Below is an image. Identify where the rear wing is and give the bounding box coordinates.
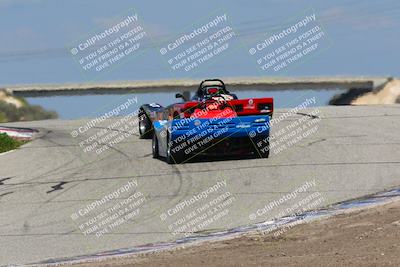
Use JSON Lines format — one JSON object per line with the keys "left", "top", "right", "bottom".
{"left": 227, "top": 98, "right": 273, "bottom": 116}
{"left": 181, "top": 98, "right": 273, "bottom": 118}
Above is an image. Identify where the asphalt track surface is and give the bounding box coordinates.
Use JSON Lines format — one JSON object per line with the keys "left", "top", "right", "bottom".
{"left": 0, "top": 105, "right": 399, "bottom": 266}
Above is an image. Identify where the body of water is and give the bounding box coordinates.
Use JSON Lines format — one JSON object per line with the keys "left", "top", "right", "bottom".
{"left": 26, "top": 89, "right": 345, "bottom": 119}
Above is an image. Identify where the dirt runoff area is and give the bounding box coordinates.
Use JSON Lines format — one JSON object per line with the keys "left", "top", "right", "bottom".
{"left": 70, "top": 200, "right": 400, "bottom": 267}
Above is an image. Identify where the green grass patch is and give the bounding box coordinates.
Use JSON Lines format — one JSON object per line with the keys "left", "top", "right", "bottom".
{"left": 0, "top": 133, "right": 27, "bottom": 153}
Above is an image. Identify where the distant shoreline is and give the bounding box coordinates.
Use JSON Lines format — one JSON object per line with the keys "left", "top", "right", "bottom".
{"left": 2, "top": 76, "right": 389, "bottom": 96}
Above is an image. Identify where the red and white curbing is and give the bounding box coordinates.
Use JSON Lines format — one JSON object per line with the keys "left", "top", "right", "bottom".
{"left": 0, "top": 126, "right": 37, "bottom": 140}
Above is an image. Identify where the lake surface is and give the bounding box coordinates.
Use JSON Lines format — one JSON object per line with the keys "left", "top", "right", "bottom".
{"left": 26, "top": 89, "right": 345, "bottom": 119}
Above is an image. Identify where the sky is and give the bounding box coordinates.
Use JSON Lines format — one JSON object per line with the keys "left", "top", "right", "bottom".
{"left": 0, "top": 0, "right": 399, "bottom": 86}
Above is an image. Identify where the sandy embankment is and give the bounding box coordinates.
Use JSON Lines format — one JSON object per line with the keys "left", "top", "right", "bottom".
{"left": 0, "top": 90, "right": 24, "bottom": 108}
{"left": 352, "top": 78, "right": 400, "bottom": 105}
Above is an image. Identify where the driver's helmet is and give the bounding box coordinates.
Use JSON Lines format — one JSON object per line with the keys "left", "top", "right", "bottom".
{"left": 205, "top": 86, "right": 223, "bottom": 96}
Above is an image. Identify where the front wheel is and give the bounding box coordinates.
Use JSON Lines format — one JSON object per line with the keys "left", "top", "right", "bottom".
{"left": 138, "top": 111, "right": 152, "bottom": 139}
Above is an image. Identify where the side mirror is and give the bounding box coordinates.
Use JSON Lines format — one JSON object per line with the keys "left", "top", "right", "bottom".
{"left": 175, "top": 93, "right": 187, "bottom": 101}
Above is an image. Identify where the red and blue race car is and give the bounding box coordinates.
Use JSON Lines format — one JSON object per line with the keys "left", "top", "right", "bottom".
{"left": 138, "top": 79, "right": 273, "bottom": 164}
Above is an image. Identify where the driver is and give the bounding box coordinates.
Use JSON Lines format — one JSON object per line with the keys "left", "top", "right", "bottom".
{"left": 205, "top": 86, "right": 234, "bottom": 101}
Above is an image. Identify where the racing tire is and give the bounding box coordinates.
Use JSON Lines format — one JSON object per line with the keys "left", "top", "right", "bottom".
{"left": 138, "top": 110, "right": 153, "bottom": 139}
{"left": 166, "top": 134, "right": 184, "bottom": 164}
{"left": 259, "top": 140, "right": 270, "bottom": 158}
{"left": 152, "top": 134, "right": 159, "bottom": 158}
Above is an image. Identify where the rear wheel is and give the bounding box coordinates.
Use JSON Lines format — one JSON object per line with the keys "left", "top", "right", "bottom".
{"left": 138, "top": 110, "right": 152, "bottom": 139}
{"left": 166, "top": 134, "right": 184, "bottom": 164}
{"left": 166, "top": 140, "right": 173, "bottom": 164}
{"left": 259, "top": 140, "right": 270, "bottom": 158}
{"left": 251, "top": 136, "right": 269, "bottom": 158}
{"left": 152, "top": 134, "right": 159, "bottom": 158}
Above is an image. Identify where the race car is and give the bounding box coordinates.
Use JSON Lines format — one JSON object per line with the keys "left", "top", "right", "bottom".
{"left": 138, "top": 79, "right": 273, "bottom": 164}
